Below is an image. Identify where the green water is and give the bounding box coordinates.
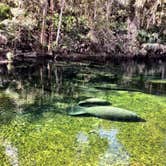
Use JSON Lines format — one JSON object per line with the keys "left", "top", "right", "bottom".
{"left": 0, "top": 61, "right": 166, "bottom": 165}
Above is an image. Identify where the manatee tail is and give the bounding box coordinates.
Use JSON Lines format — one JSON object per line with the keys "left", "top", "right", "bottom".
{"left": 68, "top": 106, "right": 87, "bottom": 116}
{"left": 136, "top": 117, "right": 146, "bottom": 122}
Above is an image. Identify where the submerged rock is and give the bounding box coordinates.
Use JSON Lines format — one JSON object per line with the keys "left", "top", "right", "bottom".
{"left": 78, "top": 98, "right": 111, "bottom": 107}
{"left": 68, "top": 106, "right": 144, "bottom": 122}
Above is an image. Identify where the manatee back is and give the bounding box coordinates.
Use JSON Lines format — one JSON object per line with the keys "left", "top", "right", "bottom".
{"left": 85, "top": 106, "right": 139, "bottom": 121}
{"left": 78, "top": 98, "right": 111, "bottom": 107}
{"left": 68, "top": 105, "right": 143, "bottom": 122}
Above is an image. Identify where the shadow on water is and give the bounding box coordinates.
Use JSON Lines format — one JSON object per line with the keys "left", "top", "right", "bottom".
{"left": 21, "top": 97, "right": 72, "bottom": 122}
{"left": 0, "top": 93, "right": 17, "bottom": 124}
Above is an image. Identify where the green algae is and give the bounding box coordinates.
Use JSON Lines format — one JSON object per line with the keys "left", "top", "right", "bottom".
{"left": 0, "top": 114, "right": 107, "bottom": 165}
{"left": 0, "top": 62, "right": 166, "bottom": 165}
{"left": 105, "top": 91, "right": 166, "bottom": 165}
{"left": 0, "top": 90, "right": 165, "bottom": 165}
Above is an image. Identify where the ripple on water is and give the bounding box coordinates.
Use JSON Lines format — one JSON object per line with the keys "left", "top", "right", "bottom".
{"left": 98, "top": 128, "right": 130, "bottom": 166}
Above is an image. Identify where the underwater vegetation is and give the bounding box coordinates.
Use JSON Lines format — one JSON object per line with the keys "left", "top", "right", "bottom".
{"left": 0, "top": 92, "right": 17, "bottom": 124}
{"left": 0, "top": 62, "right": 166, "bottom": 165}
{"left": 0, "top": 90, "right": 165, "bottom": 165}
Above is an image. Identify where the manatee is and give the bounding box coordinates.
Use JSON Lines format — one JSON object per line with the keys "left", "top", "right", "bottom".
{"left": 78, "top": 98, "right": 111, "bottom": 107}
{"left": 68, "top": 106, "right": 144, "bottom": 122}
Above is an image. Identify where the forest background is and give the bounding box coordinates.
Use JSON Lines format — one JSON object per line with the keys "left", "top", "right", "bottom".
{"left": 0, "top": 0, "right": 165, "bottom": 60}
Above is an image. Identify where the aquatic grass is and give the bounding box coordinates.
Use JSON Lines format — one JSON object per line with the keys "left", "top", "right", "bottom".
{"left": 0, "top": 86, "right": 166, "bottom": 165}
{"left": 0, "top": 112, "right": 108, "bottom": 165}
{"left": 105, "top": 91, "right": 166, "bottom": 165}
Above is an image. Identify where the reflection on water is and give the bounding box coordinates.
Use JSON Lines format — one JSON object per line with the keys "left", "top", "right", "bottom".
{"left": 76, "top": 132, "right": 89, "bottom": 144}
{"left": 3, "top": 141, "right": 19, "bottom": 166}
{"left": 0, "top": 60, "right": 165, "bottom": 95}
{"left": 98, "top": 128, "right": 129, "bottom": 166}
{"left": 75, "top": 132, "right": 89, "bottom": 163}
{"left": 76, "top": 129, "right": 130, "bottom": 166}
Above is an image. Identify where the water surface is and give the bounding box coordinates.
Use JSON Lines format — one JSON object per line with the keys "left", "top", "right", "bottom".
{"left": 0, "top": 60, "right": 166, "bottom": 165}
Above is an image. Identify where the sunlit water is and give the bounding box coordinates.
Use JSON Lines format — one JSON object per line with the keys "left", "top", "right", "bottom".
{"left": 98, "top": 128, "right": 129, "bottom": 166}
{"left": 0, "top": 60, "right": 166, "bottom": 165}
{"left": 3, "top": 141, "right": 19, "bottom": 166}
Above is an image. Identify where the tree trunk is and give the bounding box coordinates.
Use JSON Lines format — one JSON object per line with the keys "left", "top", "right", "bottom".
{"left": 40, "top": 0, "right": 48, "bottom": 47}
{"left": 55, "top": 0, "right": 65, "bottom": 46}
{"left": 94, "top": 0, "right": 97, "bottom": 20}
{"left": 127, "top": 0, "right": 140, "bottom": 52}
{"left": 106, "top": 0, "right": 112, "bottom": 22}
{"left": 48, "top": 0, "right": 54, "bottom": 54}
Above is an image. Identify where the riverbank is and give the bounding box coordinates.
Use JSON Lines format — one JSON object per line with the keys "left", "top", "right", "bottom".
{"left": 1, "top": 1, "right": 165, "bottom": 65}
{"left": 55, "top": 51, "right": 166, "bottom": 62}
{"left": 0, "top": 47, "right": 166, "bottom": 65}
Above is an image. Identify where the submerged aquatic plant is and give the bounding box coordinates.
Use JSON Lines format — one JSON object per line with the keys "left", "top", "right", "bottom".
{"left": 0, "top": 90, "right": 165, "bottom": 165}
{"left": 0, "top": 62, "right": 165, "bottom": 165}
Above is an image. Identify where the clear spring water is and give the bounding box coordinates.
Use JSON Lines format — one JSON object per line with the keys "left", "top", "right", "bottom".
{"left": 0, "top": 60, "right": 166, "bottom": 165}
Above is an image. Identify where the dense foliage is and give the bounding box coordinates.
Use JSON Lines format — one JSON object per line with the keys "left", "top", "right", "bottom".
{"left": 0, "top": 0, "right": 165, "bottom": 57}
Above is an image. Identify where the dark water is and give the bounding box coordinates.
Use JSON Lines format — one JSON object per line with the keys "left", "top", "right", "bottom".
{"left": 0, "top": 60, "right": 166, "bottom": 165}
{"left": 0, "top": 60, "right": 165, "bottom": 95}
